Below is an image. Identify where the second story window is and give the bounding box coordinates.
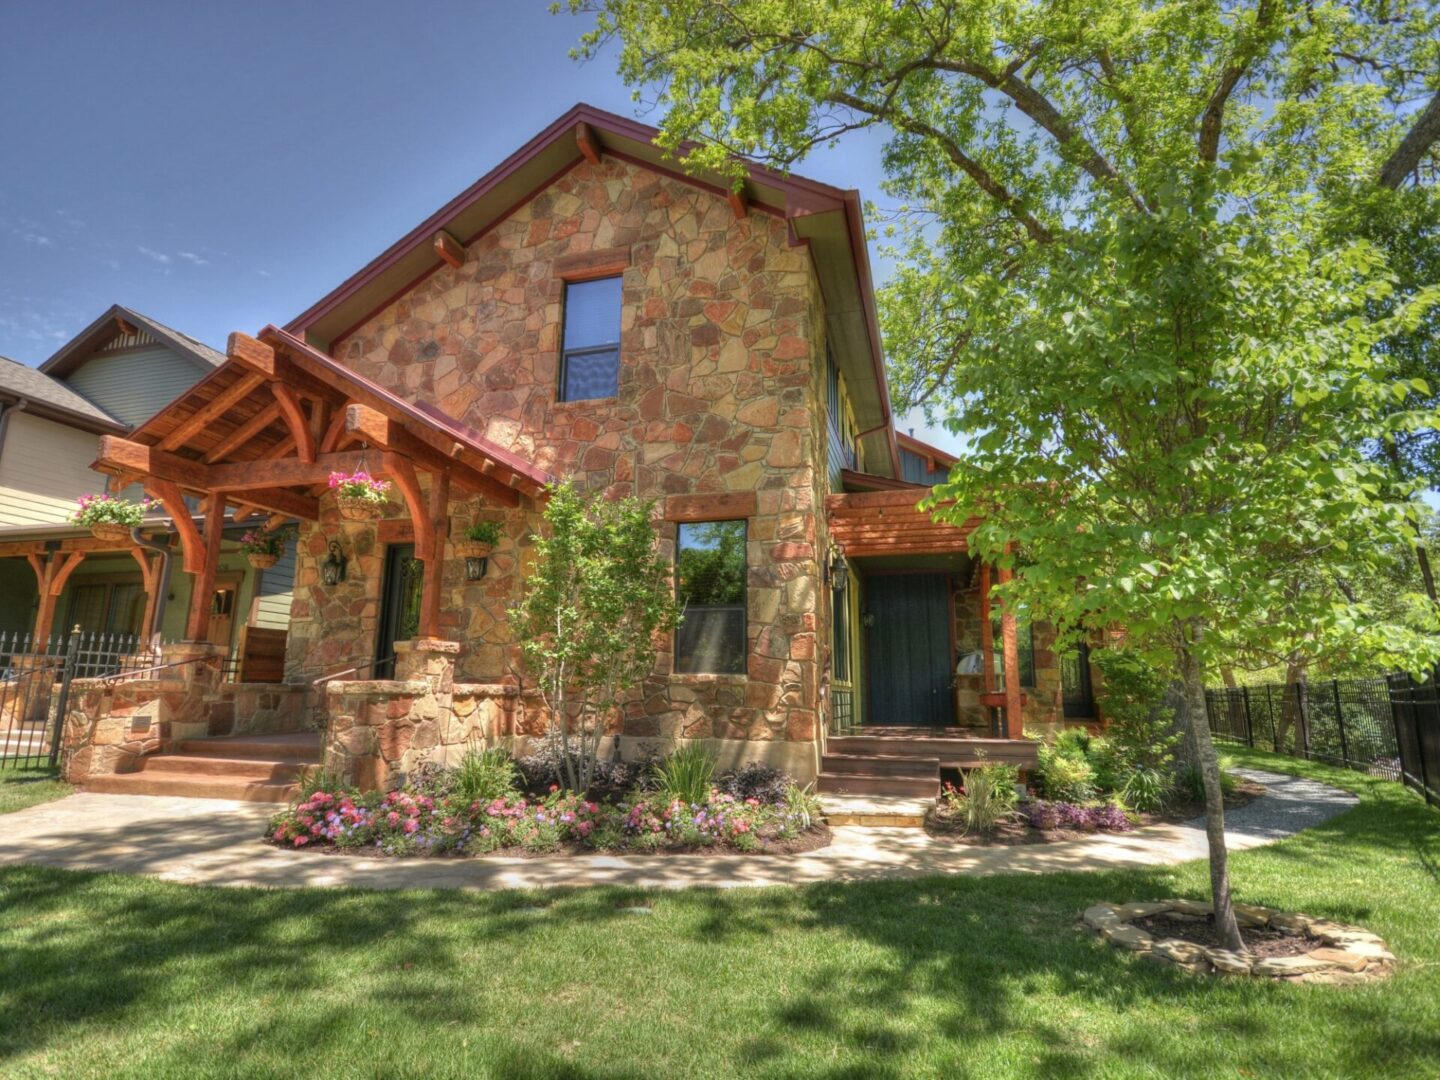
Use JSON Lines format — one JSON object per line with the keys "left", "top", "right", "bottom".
{"left": 675, "top": 520, "right": 747, "bottom": 674}
{"left": 559, "top": 276, "right": 622, "bottom": 401}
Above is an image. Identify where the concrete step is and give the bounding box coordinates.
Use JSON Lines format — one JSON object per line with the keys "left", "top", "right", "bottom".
{"left": 821, "top": 792, "right": 930, "bottom": 827}
{"left": 175, "top": 733, "right": 322, "bottom": 763}
{"left": 142, "top": 754, "right": 311, "bottom": 781}
{"left": 84, "top": 770, "right": 300, "bottom": 803}
{"left": 816, "top": 772, "right": 938, "bottom": 798}
{"left": 820, "top": 753, "right": 939, "bottom": 778}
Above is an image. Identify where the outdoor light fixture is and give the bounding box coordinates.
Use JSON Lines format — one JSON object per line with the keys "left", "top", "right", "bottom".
{"left": 321, "top": 540, "right": 348, "bottom": 586}
{"left": 827, "top": 548, "right": 850, "bottom": 592}
{"left": 464, "top": 554, "right": 488, "bottom": 581}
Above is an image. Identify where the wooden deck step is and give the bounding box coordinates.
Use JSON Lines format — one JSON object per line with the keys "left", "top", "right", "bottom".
{"left": 815, "top": 772, "right": 938, "bottom": 798}
{"left": 820, "top": 753, "right": 939, "bottom": 778}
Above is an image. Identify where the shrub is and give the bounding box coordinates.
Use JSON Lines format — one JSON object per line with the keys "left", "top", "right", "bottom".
{"left": 1178, "top": 759, "right": 1240, "bottom": 803}
{"left": 516, "top": 742, "right": 649, "bottom": 801}
{"left": 948, "top": 762, "right": 1020, "bottom": 834}
{"left": 652, "top": 743, "right": 716, "bottom": 805}
{"left": 464, "top": 520, "right": 504, "bottom": 546}
{"left": 1052, "top": 728, "right": 1092, "bottom": 759}
{"left": 452, "top": 747, "right": 519, "bottom": 805}
{"left": 783, "top": 782, "right": 823, "bottom": 832}
{"left": 1121, "top": 765, "right": 1170, "bottom": 813}
{"left": 1034, "top": 744, "right": 1096, "bottom": 803}
{"left": 715, "top": 762, "right": 793, "bottom": 805}
{"left": 1022, "top": 800, "right": 1132, "bottom": 833}
{"left": 1092, "top": 647, "right": 1182, "bottom": 775}
{"left": 1084, "top": 736, "right": 1126, "bottom": 793}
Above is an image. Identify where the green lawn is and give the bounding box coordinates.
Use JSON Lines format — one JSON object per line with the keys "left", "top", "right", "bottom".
{"left": 1, "top": 748, "right": 1437, "bottom": 1079}
{"left": 0, "top": 766, "right": 72, "bottom": 815}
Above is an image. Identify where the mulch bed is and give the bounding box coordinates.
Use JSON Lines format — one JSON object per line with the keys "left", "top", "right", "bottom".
{"left": 287, "top": 824, "right": 833, "bottom": 861}
{"left": 923, "top": 780, "right": 1265, "bottom": 847}
{"left": 1133, "top": 913, "right": 1314, "bottom": 960}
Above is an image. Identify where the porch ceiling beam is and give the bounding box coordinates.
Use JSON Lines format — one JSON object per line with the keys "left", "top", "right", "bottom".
{"left": 318, "top": 406, "right": 351, "bottom": 454}
{"left": 344, "top": 403, "right": 519, "bottom": 506}
{"left": 230, "top": 487, "right": 320, "bottom": 521}
{"left": 0, "top": 535, "right": 163, "bottom": 558}
{"left": 575, "top": 121, "right": 602, "bottom": 164}
{"left": 226, "top": 331, "right": 279, "bottom": 379}
{"left": 158, "top": 372, "right": 265, "bottom": 452}
{"left": 204, "top": 402, "right": 281, "bottom": 463}
{"left": 205, "top": 451, "right": 367, "bottom": 491}
{"left": 96, "top": 436, "right": 208, "bottom": 490}
{"left": 271, "top": 383, "right": 316, "bottom": 464}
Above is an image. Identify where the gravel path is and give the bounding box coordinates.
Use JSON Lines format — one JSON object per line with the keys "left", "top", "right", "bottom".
{"left": 1192, "top": 767, "right": 1359, "bottom": 841}
{"left": 0, "top": 767, "right": 1361, "bottom": 893}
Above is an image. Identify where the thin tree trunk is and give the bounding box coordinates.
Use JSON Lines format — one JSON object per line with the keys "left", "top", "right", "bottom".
{"left": 1221, "top": 666, "right": 1238, "bottom": 689}
{"left": 1382, "top": 440, "right": 1438, "bottom": 605}
{"left": 1176, "top": 623, "right": 1246, "bottom": 953}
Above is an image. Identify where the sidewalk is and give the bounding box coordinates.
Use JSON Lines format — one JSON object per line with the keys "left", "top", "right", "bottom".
{"left": 0, "top": 767, "right": 1356, "bottom": 892}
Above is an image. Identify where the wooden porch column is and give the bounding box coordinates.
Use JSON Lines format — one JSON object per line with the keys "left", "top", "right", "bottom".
{"left": 185, "top": 494, "right": 226, "bottom": 642}
{"left": 26, "top": 552, "right": 85, "bottom": 649}
{"left": 417, "top": 469, "right": 450, "bottom": 640}
{"left": 998, "top": 563, "right": 1024, "bottom": 739}
{"left": 978, "top": 562, "right": 996, "bottom": 696}
{"left": 130, "top": 548, "right": 161, "bottom": 644}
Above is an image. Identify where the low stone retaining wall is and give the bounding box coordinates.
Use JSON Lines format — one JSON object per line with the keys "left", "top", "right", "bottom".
{"left": 199, "top": 682, "right": 311, "bottom": 741}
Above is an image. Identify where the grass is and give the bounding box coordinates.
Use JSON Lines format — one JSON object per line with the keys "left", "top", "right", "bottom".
{"left": 0, "top": 766, "right": 72, "bottom": 815}
{"left": 0, "top": 747, "right": 1437, "bottom": 1078}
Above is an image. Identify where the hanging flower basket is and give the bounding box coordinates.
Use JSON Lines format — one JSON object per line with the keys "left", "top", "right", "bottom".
{"left": 90, "top": 522, "right": 132, "bottom": 543}
{"left": 246, "top": 552, "right": 281, "bottom": 570}
{"left": 456, "top": 520, "right": 504, "bottom": 559}
{"left": 455, "top": 539, "right": 494, "bottom": 559}
{"left": 70, "top": 493, "right": 153, "bottom": 543}
{"left": 329, "top": 471, "right": 391, "bottom": 523}
{"left": 238, "top": 525, "right": 294, "bottom": 569}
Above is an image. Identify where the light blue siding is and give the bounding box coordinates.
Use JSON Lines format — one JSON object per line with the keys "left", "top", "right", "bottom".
{"left": 64, "top": 346, "right": 206, "bottom": 428}
{"left": 252, "top": 547, "right": 296, "bottom": 630}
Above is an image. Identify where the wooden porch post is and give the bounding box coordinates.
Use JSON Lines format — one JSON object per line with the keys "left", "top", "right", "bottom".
{"left": 417, "top": 469, "right": 450, "bottom": 640}
{"left": 130, "top": 549, "right": 160, "bottom": 645}
{"left": 26, "top": 552, "right": 85, "bottom": 649}
{"left": 998, "top": 563, "right": 1024, "bottom": 739}
{"left": 185, "top": 494, "right": 226, "bottom": 642}
{"left": 978, "top": 562, "right": 996, "bottom": 696}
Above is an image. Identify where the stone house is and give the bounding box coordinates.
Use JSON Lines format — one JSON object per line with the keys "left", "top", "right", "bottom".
{"left": 68, "top": 105, "right": 1098, "bottom": 800}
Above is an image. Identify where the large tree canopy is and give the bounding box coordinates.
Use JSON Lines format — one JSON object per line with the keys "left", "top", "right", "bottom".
{"left": 569, "top": 0, "right": 1440, "bottom": 950}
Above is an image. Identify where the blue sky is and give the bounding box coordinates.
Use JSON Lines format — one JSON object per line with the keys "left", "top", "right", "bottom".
{"left": 0, "top": 1, "right": 952, "bottom": 451}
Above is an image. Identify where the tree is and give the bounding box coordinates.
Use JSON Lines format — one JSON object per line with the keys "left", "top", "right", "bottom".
{"left": 566, "top": 0, "right": 1440, "bottom": 951}
{"left": 510, "top": 482, "right": 681, "bottom": 792}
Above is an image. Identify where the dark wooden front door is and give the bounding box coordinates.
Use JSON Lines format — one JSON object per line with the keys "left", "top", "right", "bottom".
{"left": 375, "top": 544, "right": 422, "bottom": 678}
{"left": 1062, "top": 642, "right": 1096, "bottom": 718}
{"left": 864, "top": 573, "right": 954, "bottom": 726}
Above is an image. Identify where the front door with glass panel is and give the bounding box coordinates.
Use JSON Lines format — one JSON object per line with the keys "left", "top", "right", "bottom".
{"left": 376, "top": 544, "right": 423, "bottom": 678}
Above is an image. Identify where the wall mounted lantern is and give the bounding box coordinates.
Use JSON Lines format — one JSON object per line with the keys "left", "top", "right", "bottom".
{"left": 321, "top": 540, "right": 348, "bottom": 586}
{"left": 464, "top": 554, "right": 488, "bottom": 581}
{"left": 826, "top": 548, "right": 850, "bottom": 592}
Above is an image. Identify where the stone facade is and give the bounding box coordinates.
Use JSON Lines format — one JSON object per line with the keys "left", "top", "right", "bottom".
{"left": 286, "top": 157, "right": 828, "bottom": 775}
{"left": 952, "top": 576, "right": 1069, "bottom": 731}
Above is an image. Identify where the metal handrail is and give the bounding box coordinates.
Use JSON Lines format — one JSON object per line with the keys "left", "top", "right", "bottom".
{"left": 310, "top": 655, "right": 395, "bottom": 688}
{"left": 100, "top": 654, "right": 215, "bottom": 688}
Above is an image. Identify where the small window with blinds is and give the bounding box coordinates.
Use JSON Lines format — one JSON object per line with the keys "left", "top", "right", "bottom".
{"left": 559, "top": 276, "right": 622, "bottom": 401}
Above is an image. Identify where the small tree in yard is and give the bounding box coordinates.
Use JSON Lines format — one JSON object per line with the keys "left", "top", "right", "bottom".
{"left": 566, "top": 0, "right": 1440, "bottom": 951}
{"left": 510, "top": 481, "right": 680, "bottom": 793}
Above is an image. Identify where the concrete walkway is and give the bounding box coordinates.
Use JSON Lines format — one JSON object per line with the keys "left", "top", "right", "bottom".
{"left": 0, "top": 766, "right": 1357, "bottom": 893}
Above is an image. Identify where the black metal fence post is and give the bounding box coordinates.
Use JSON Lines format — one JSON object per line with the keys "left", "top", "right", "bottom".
{"left": 1242, "top": 686, "right": 1254, "bottom": 748}
{"left": 1419, "top": 671, "right": 1437, "bottom": 807}
{"left": 1295, "top": 681, "right": 1311, "bottom": 760}
{"left": 1331, "top": 679, "right": 1349, "bottom": 771}
{"left": 46, "top": 625, "right": 81, "bottom": 769}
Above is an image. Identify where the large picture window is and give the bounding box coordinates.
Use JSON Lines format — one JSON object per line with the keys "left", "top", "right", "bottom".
{"left": 559, "top": 275, "right": 622, "bottom": 401}
{"left": 675, "top": 520, "right": 747, "bottom": 674}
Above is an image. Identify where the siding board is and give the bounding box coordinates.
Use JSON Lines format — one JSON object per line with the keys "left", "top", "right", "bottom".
{"left": 64, "top": 346, "right": 205, "bottom": 428}
{"left": 0, "top": 412, "right": 106, "bottom": 526}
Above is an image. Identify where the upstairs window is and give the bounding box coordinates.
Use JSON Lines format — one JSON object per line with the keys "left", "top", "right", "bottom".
{"left": 559, "top": 276, "right": 622, "bottom": 401}
{"left": 675, "top": 520, "right": 747, "bottom": 674}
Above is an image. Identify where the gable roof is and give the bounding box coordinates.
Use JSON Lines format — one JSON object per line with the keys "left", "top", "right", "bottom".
{"left": 0, "top": 354, "right": 128, "bottom": 433}
{"left": 283, "top": 103, "right": 900, "bottom": 478}
{"left": 39, "top": 304, "right": 225, "bottom": 380}
{"left": 897, "top": 431, "right": 958, "bottom": 470}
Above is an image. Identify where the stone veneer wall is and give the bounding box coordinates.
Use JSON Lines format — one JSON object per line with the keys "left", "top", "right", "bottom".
{"left": 287, "top": 156, "right": 828, "bottom": 775}
{"left": 951, "top": 577, "right": 1066, "bottom": 731}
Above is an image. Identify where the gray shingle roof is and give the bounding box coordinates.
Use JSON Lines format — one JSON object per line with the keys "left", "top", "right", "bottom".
{"left": 0, "top": 354, "right": 124, "bottom": 428}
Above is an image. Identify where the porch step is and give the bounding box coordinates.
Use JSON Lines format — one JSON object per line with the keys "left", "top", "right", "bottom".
{"left": 821, "top": 793, "right": 931, "bottom": 828}
{"left": 80, "top": 732, "right": 322, "bottom": 803}
{"left": 821, "top": 753, "right": 939, "bottom": 778}
{"left": 828, "top": 734, "right": 1038, "bottom": 768}
{"left": 815, "top": 771, "right": 939, "bottom": 798}
{"left": 84, "top": 771, "right": 302, "bottom": 803}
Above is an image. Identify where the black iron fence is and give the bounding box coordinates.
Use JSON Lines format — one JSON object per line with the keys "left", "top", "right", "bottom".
{"left": 0, "top": 628, "right": 155, "bottom": 770}
{"left": 1205, "top": 673, "right": 1440, "bottom": 806}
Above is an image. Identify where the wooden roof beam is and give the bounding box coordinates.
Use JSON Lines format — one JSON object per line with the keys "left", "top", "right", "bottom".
{"left": 728, "top": 189, "right": 749, "bottom": 219}
{"left": 158, "top": 372, "right": 266, "bottom": 452}
{"left": 204, "top": 402, "right": 281, "bottom": 463}
{"left": 344, "top": 403, "right": 519, "bottom": 506}
{"left": 145, "top": 480, "right": 204, "bottom": 573}
{"left": 576, "top": 121, "right": 602, "bottom": 164}
{"left": 97, "top": 436, "right": 208, "bottom": 490}
{"left": 227, "top": 331, "right": 278, "bottom": 378}
{"left": 434, "top": 229, "right": 465, "bottom": 269}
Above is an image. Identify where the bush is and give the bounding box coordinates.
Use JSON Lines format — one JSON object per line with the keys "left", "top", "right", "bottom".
{"left": 516, "top": 741, "right": 650, "bottom": 801}
{"left": 1084, "top": 736, "right": 1125, "bottom": 793}
{"left": 1023, "top": 799, "right": 1132, "bottom": 833}
{"left": 452, "top": 747, "right": 519, "bottom": 805}
{"left": 1121, "top": 765, "right": 1170, "bottom": 813}
{"left": 1178, "top": 758, "right": 1240, "bottom": 803}
{"left": 1092, "top": 647, "right": 1182, "bottom": 775}
{"left": 1034, "top": 743, "right": 1096, "bottom": 803}
{"left": 944, "top": 762, "right": 1020, "bottom": 834}
{"left": 1052, "top": 728, "right": 1093, "bottom": 759}
{"left": 715, "top": 762, "right": 793, "bottom": 805}
{"left": 652, "top": 743, "right": 716, "bottom": 805}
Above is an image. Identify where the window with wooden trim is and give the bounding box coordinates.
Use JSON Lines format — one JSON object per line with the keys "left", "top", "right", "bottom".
{"left": 559, "top": 275, "right": 622, "bottom": 401}
{"left": 675, "top": 520, "right": 747, "bottom": 674}
{"left": 991, "top": 611, "right": 1037, "bottom": 689}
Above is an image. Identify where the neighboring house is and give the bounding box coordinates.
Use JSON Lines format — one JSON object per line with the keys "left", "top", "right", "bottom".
{"left": 87, "top": 105, "right": 1098, "bottom": 793}
{"left": 0, "top": 306, "right": 295, "bottom": 658}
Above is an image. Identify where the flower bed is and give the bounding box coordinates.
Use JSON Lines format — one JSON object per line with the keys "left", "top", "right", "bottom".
{"left": 267, "top": 760, "right": 829, "bottom": 858}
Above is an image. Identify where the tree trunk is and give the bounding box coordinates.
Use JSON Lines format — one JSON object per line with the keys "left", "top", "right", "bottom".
{"left": 1176, "top": 627, "right": 1246, "bottom": 953}
{"left": 1220, "top": 666, "right": 1238, "bottom": 690}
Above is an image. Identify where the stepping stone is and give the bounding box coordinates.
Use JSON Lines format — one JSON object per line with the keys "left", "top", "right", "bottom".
{"left": 1084, "top": 904, "right": 1122, "bottom": 930}
{"left": 1234, "top": 903, "right": 1277, "bottom": 927}
{"left": 1308, "top": 947, "right": 1369, "bottom": 973}
{"left": 1207, "top": 948, "right": 1253, "bottom": 975}
{"left": 1300, "top": 970, "right": 1372, "bottom": 986}
{"left": 1269, "top": 912, "right": 1314, "bottom": 933}
{"left": 1103, "top": 924, "right": 1153, "bottom": 952}
{"left": 1332, "top": 940, "right": 1394, "bottom": 963}
{"left": 1160, "top": 911, "right": 1207, "bottom": 923}
{"left": 1165, "top": 898, "right": 1213, "bottom": 916}
{"left": 1116, "top": 901, "right": 1171, "bottom": 919}
{"left": 1152, "top": 938, "right": 1209, "bottom": 965}
{"left": 1253, "top": 954, "right": 1336, "bottom": 976}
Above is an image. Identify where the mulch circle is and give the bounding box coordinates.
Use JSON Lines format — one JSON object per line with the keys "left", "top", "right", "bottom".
{"left": 1084, "top": 900, "right": 1396, "bottom": 984}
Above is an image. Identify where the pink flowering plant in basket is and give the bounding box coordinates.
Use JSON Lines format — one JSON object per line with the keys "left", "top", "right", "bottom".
{"left": 238, "top": 525, "right": 295, "bottom": 558}
{"left": 70, "top": 492, "right": 154, "bottom": 528}
{"left": 327, "top": 470, "right": 391, "bottom": 503}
